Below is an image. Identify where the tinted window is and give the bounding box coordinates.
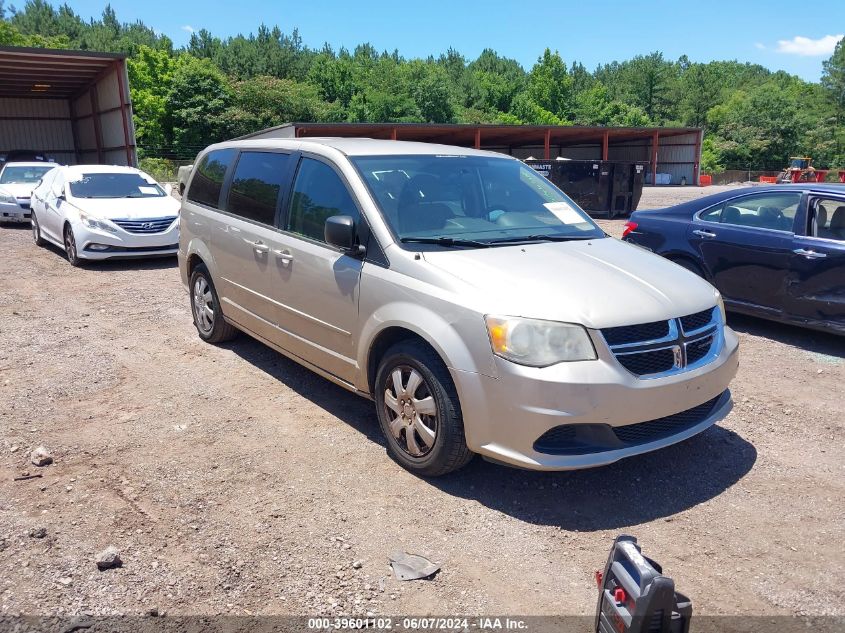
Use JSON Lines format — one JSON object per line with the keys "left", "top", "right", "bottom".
{"left": 812, "top": 197, "right": 845, "bottom": 242}
{"left": 287, "top": 158, "right": 360, "bottom": 242}
{"left": 227, "top": 152, "right": 290, "bottom": 225}
{"left": 699, "top": 206, "right": 722, "bottom": 222}
{"left": 188, "top": 149, "right": 236, "bottom": 208}
{"left": 68, "top": 172, "right": 165, "bottom": 199}
{"left": 717, "top": 192, "right": 800, "bottom": 232}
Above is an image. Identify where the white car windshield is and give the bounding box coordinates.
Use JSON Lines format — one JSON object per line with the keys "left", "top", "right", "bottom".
{"left": 352, "top": 155, "right": 604, "bottom": 246}
{"left": 0, "top": 165, "right": 54, "bottom": 184}
{"left": 69, "top": 173, "right": 165, "bottom": 199}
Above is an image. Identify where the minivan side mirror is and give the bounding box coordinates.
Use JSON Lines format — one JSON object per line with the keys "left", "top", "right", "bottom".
{"left": 325, "top": 215, "right": 364, "bottom": 256}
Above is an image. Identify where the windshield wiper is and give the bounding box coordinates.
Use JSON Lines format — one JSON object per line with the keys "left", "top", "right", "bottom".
{"left": 488, "top": 234, "right": 597, "bottom": 244}
{"left": 400, "top": 237, "right": 491, "bottom": 248}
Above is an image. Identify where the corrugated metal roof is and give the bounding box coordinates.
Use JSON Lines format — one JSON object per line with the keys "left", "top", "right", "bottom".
{"left": 0, "top": 46, "right": 126, "bottom": 99}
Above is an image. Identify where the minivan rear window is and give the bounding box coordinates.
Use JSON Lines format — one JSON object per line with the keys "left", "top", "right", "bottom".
{"left": 188, "top": 149, "right": 236, "bottom": 209}
{"left": 227, "top": 151, "right": 290, "bottom": 225}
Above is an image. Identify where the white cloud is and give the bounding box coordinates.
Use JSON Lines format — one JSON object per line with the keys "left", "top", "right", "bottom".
{"left": 180, "top": 25, "right": 195, "bottom": 34}
{"left": 775, "top": 34, "right": 842, "bottom": 56}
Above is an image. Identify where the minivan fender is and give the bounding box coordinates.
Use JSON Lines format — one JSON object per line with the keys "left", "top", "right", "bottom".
{"left": 357, "top": 302, "right": 495, "bottom": 395}
{"left": 181, "top": 237, "right": 219, "bottom": 290}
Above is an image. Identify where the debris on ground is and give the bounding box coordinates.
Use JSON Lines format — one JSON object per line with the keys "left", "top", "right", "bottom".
{"left": 28, "top": 527, "right": 47, "bottom": 539}
{"left": 95, "top": 545, "right": 122, "bottom": 570}
{"left": 30, "top": 446, "right": 53, "bottom": 467}
{"left": 388, "top": 551, "right": 440, "bottom": 581}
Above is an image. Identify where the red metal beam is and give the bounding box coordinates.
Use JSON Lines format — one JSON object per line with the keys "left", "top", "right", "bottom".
{"left": 602, "top": 130, "right": 609, "bottom": 161}
{"left": 89, "top": 85, "right": 104, "bottom": 163}
{"left": 651, "top": 131, "right": 659, "bottom": 186}
{"left": 115, "top": 60, "right": 134, "bottom": 166}
{"left": 69, "top": 98, "right": 81, "bottom": 165}
{"left": 474, "top": 127, "right": 481, "bottom": 149}
{"left": 693, "top": 129, "right": 703, "bottom": 186}
{"left": 391, "top": 127, "right": 397, "bottom": 141}
{"left": 543, "top": 128, "right": 551, "bottom": 160}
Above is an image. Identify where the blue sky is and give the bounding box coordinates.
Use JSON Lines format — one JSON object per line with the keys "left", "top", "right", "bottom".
{"left": 64, "top": 0, "right": 843, "bottom": 81}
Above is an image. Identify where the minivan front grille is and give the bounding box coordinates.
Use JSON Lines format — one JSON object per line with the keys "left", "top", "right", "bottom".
{"left": 601, "top": 307, "right": 721, "bottom": 378}
{"left": 112, "top": 217, "right": 176, "bottom": 234}
{"left": 533, "top": 392, "right": 727, "bottom": 455}
{"left": 680, "top": 308, "right": 715, "bottom": 333}
{"left": 601, "top": 320, "right": 669, "bottom": 346}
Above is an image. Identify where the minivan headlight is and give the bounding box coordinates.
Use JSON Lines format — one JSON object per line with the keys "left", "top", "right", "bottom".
{"left": 0, "top": 192, "right": 15, "bottom": 204}
{"left": 79, "top": 212, "right": 116, "bottom": 233}
{"left": 716, "top": 292, "right": 726, "bottom": 324}
{"left": 485, "top": 315, "right": 597, "bottom": 367}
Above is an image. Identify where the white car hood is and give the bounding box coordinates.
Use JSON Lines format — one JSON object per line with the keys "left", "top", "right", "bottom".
{"left": 0, "top": 183, "right": 38, "bottom": 198}
{"left": 421, "top": 237, "right": 719, "bottom": 330}
{"left": 70, "top": 195, "right": 180, "bottom": 219}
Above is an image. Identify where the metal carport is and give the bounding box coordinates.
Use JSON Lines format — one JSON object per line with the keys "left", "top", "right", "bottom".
{"left": 0, "top": 46, "right": 136, "bottom": 166}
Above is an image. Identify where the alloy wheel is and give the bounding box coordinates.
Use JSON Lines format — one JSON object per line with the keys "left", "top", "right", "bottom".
{"left": 382, "top": 365, "right": 438, "bottom": 457}
{"left": 64, "top": 226, "right": 77, "bottom": 262}
{"left": 193, "top": 276, "right": 215, "bottom": 335}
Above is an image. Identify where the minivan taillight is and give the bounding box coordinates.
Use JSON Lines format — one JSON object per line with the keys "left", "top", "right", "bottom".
{"left": 621, "top": 221, "right": 638, "bottom": 239}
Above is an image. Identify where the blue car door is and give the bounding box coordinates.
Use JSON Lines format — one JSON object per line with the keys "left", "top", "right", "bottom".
{"left": 686, "top": 190, "right": 802, "bottom": 316}
{"left": 785, "top": 193, "right": 845, "bottom": 333}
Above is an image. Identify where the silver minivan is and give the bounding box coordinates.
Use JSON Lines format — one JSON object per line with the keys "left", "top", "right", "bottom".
{"left": 178, "top": 138, "right": 739, "bottom": 476}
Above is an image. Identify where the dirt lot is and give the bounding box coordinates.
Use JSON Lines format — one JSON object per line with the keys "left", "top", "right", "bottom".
{"left": 1, "top": 184, "right": 843, "bottom": 622}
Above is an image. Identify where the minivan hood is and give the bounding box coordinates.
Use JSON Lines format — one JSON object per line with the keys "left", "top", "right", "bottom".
{"left": 421, "top": 237, "right": 719, "bottom": 330}
{"left": 69, "top": 195, "right": 180, "bottom": 219}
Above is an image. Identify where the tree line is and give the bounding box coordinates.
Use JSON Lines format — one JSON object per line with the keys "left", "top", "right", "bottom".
{"left": 2, "top": 0, "right": 844, "bottom": 173}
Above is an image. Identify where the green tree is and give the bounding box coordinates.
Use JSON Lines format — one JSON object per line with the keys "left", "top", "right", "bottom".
{"left": 822, "top": 38, "right": 845, "bottom": 163}
{"left": 165, "top": 56, "right": 231, "bottom": 157}
{"left": 128, "top": 45, "right": 176, "bottom": 155}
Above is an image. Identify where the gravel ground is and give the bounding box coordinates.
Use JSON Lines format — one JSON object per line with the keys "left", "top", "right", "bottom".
{"left": 0, "top": 184, "right": 843, "bottom": 622}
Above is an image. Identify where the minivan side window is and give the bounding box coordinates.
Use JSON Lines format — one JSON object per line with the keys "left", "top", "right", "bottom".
{"left": 286, "top": 158, "right": 360, "bottom": 243}
{"left": 187, "top": 149, "right": 236, "bottom": 209}
{"left": 227, "top": 151, "right": 290, "bottom": 225}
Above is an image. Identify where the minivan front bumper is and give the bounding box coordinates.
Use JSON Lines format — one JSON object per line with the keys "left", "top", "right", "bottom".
{"left": 452, "top": 326, "right": 739, "bottom": 470}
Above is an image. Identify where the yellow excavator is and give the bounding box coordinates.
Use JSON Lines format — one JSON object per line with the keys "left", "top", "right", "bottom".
{"left": 776, "top": 157, "right": 826, "bottom": 183}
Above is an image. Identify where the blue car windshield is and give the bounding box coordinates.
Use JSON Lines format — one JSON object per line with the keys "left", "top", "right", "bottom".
{"left": 351, "top": 155, "right": 604, "bottom": 245}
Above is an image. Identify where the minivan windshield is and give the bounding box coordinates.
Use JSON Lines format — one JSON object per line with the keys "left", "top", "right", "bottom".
{"left": 0, "top": 165, "right": 54, "bottom": 184}
{"left": 68, "top": 172, "right": 165, "bottom": 199}
{"left": 351, "top": 155, "right": 604, "bottom": 247}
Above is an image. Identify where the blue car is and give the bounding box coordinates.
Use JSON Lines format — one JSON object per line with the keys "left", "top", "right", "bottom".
{"left": 623, "top": 184, "right": 845, "bottom": 336}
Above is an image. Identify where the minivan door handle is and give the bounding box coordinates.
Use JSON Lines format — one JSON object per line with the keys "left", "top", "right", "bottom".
{"left": 692, "top": 229, "right": 717, "bottom": 238}
{"left": 245, "top": 239, "right": 270, "bottom": 254}
{"left": 273, "top": 249, "right": 294, "bottom": 263}
{"left": 793, "top": 248, "right": 827, "bottom": 259}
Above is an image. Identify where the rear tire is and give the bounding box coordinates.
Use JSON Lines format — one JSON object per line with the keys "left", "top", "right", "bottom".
{"left": 31, "top": 213, "right": 45, "bottom": 247}
{"left": 374, "top": 340, "right": 473, "bottom": 477}
{"left": 189, "top": 264, "right": 237, "bottom": 343}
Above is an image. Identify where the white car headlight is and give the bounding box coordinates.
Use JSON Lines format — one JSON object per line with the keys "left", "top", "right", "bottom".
{"left": 0, "top": 192, "right": 15, "bottom": 204}
{"left": 485, "top": 315, "right": 597, "bottom": 367}
{"left": 79, "top": 211, "right": 117, "bottom": 233}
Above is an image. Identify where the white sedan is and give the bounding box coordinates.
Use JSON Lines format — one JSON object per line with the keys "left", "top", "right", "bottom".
{"left": 30, "top": 165, "right": 180, "bottom": 265}
{"left": 0, "top": 162, "right": 57, "bottom": 223}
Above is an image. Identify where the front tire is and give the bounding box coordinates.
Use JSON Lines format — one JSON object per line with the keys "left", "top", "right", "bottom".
{"left": 31, "top": 213, "right": 45, "bottom": 247}
{"left": 374, "top": 340, "right": 473, "bottom": 476}
{"left": 64, "top": 224, "right": 82, "bottom": 267}
{"left": 189, "top": 264, "right": 237, "bottom": 343}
